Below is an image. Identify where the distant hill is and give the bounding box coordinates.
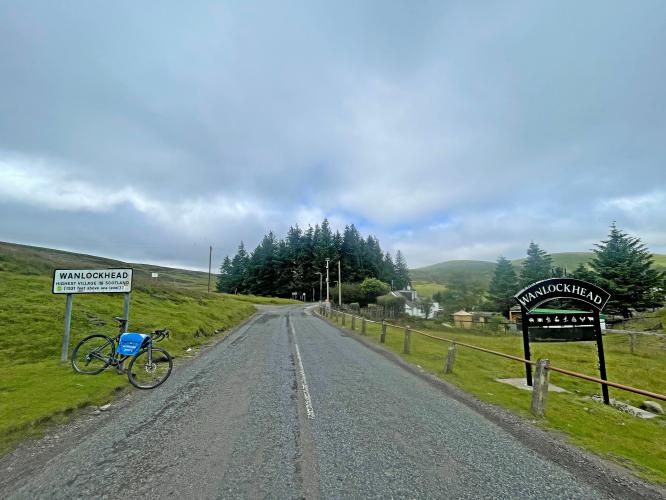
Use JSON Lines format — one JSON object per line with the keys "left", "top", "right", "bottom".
{"left": 410, "top": 260, "right": 496, "bottom": 287}
{"left": 0, "top": 241, "right": 211, "bottom": 291}
{"left": 411, "top": 252, "right": 666, "bottom": 289}
{"left": 511, "top": 252, "right": 594, "bottom": 272}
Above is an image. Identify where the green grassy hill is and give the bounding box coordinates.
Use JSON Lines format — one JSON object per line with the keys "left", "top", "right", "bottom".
{"left": 0, "top": 241, "right": 211, "bottom": 291}
{"left": 0, "top": 241, "right": 297, "bottom": 455}
{"left": 412, "top": 252, "right": 666, "bottom": 289}
{"left": 410, "top": 260, "right": 496, "bottom": 286}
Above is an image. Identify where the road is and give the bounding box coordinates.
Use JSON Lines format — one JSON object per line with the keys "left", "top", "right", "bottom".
{"left": 0, "top": 305, "right": 660, "bottom": 499}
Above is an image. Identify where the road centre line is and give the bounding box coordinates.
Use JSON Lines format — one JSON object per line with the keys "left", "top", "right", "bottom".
{"left": 290, "top": 321, "right": 315, "bottom": 419}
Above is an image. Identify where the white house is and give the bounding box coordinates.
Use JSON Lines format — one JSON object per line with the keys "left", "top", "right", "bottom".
{"left": 390, "top": 286, "right": 442, "bottom": 319}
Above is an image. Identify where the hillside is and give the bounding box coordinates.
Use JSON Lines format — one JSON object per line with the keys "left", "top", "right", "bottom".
{"left": 411, "top": 252, "right": 666, "bottom": 288}
{"left": 410, "top": 260, "right": 496, "bottom": 286}
{"left": 0, "top": 241, "right": 211, "bottom": 291}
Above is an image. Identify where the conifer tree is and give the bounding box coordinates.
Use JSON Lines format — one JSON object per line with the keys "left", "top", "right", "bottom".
{"left": 589, "top": 224, "right": 665, "bottom": 318}
{"left": 380, "top": 251, "right": 396, "bottom": 286}
{"left": 394, "top": 250, "right": 411, "bottom": 290}
{"left": 519, "top": 242, "right": 552, "bottom": 288}
{"left": 229, "top": 241, "right": 250, "bottom": 293}
{"left": 489, "top": 256, "right": 519, "bottom": 317}
{"left": 570, "top": 263, "right": 597, "bottom": 283}
{"left": 216, "top": 256, "right": 233, "bottom": 292}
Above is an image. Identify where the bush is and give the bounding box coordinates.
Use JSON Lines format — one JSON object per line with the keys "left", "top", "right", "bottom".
{"left": 359, "top": 278, "right": 391, "bottom": 303}
{"left": 376, "top": 294, "right": 406, "bottom": 316}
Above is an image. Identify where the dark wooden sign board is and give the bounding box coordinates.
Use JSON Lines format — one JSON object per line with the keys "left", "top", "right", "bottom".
{"left": 514, "top": 278, "right": 612, "bottom": 404}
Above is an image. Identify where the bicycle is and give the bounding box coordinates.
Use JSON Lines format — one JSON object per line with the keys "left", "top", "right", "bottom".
{"left": 71, "top": 317, "right": 173, "bottom": 389}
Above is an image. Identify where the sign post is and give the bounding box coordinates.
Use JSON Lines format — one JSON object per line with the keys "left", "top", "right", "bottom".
{"left": 514, "top": 278, "right": 611, "bottom": 404}
{"left": 60, "top": 294, "right": 74, "bottom": 363}
{"left": 520, "top": 305, "right": 532, "bottom": 386}
{"left": 53, "top": 268, "right": 133, "bottom": 361}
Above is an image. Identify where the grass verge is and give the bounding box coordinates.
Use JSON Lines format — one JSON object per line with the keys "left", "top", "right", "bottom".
{"left": 323, "top": 311, "right": 666, "bottom": 483}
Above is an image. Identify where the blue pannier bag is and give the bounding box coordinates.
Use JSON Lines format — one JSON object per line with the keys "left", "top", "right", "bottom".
{"left": 117, "top": 333, "right": 149, "bottom": 356}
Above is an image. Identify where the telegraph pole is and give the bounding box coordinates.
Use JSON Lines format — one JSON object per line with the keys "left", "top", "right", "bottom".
{"left": 338, "top": 260, "right": 342, "bottom": 307}
{"left": 325, "top": 258, "right": 330, "bottom": 304}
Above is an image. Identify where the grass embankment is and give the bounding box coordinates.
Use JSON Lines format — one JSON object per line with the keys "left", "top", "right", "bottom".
{"left": 326, "top": 312, "right": 666, "bottom": 483}
{"left": 0, "top": 242, "right": 299, "bottom": 455}
{"left": 219, "top": 293, "right": 301, "bottom": 305}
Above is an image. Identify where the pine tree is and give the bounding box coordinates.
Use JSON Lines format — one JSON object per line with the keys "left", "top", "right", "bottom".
{"left": 216, "top": 256, "right": 233, "bottom": 292}
{"left": 229, "top": 241, "right": 250, "bottom": 293}
{"left": 380, "top": 251, "right": 396, "bottom": 286}
{"left": 589, "top": 224, "right": 665, "bottom": 318}
{"left": 394, "top": 250, "right": 410, "bottom": 290}
{"left": 488, "top": 256, "right": 519, "bottom": 317}
{"left": 570, "top": 263, "right": 597, "bottom": 283}
{"left": 519, "top": 242, "right": 552, "bottom": 288}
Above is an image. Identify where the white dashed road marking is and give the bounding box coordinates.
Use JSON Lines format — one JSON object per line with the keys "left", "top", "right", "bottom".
{"left": 290, "top": 321, "right": 315, "bottom": 419}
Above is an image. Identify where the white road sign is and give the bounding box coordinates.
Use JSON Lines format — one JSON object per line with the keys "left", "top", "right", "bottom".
{"left": 52, "top": 268, "right": 133, "bottom": 294}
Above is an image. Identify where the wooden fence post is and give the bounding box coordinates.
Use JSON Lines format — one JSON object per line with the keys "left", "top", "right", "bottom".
{"left": 444, "top": 344, "right": 456, "bottom": 373}
{"left": 530, "top": 358, "right": 550, "bottom": 418}
{"left": 380, "top": 321, "right": 387, "bottom": 343}
{"left": 629, "top": 333, "right": 636, "bottom": 355}
{"left": 362, "top": 318, "right": 367, "bottom": 335}
{"left": 403, "top": 326, "right": 411, "bottom": 354}
{"left": 342, "top": 313, "right": 346, "bottom": 326}
{"left": 351, "top": 315, "right": 356, "bottom": 330}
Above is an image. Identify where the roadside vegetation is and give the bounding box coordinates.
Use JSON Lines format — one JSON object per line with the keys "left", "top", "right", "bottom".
{"left": 0, "top": 242, "right": 291, "bottom": 455}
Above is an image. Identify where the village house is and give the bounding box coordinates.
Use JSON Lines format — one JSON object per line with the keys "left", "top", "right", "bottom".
{"left": 390, "top": 286, "right": 442, "bottom": 319}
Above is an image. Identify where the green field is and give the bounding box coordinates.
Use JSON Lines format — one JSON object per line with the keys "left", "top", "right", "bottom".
{"left": 411, "top": 280, "right": 447, "bottom": 299}
{"left": 324, "top": 312, "right": 666, "bottom": 483}
{"left": 0, "top": 242, "right": 297, "bottom": 455}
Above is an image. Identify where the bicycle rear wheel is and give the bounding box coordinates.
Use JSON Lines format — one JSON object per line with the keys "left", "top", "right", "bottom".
{"left": 127, "top": 347, "right": 173, "bottom": 389}
{"left": 71, "top": 334, "right": 115, "bottom": 374}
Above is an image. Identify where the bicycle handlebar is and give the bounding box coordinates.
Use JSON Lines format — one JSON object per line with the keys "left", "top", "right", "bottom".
{"left": 150, "top": 329, "right": 170, "bottom": 342}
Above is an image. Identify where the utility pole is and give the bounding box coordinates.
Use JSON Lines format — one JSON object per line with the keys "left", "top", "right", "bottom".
{"left": 325, "top": 258, "right": 330, "bottom": 304}
{"left": 207, "top": 245, "right": 212, "bottom": 293}
{"left": 338, "top": 260, "right": 342, "bottom": 307}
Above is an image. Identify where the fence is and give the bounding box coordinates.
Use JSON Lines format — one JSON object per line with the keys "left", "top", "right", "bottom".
{"left": 317, "top": 305, "right": 666, "bottom": 418}
{"left": 607, "top": 313, "right": 663, "bottom": 332}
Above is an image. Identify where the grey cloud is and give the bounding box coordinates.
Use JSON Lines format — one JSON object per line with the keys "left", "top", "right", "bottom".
{"left": 1, "top": 1, "right": 665, "bottom": 269}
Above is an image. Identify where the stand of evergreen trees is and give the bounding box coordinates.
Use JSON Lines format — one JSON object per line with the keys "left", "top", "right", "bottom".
{"left": 488, "top": 224, "right": 665, "bottom": 318}
{"left": 217, "top": 219, "right": 410, "bottom": 298}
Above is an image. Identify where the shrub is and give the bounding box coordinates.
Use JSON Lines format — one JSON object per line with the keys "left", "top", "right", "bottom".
{"left": 376, "top": 294, "right": 406, "bottom": 316}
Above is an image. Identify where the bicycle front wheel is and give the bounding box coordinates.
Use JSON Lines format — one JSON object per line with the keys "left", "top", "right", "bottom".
{"left": 71, "top": 334, "right": 115, "bottom": 374}
{"left": 127, "top": 348, "right": 173, "bottom": 389}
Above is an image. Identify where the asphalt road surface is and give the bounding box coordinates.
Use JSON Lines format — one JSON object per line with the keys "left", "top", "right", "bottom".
{"left": 1, "top": 305, "right": 661, "bottom": 499}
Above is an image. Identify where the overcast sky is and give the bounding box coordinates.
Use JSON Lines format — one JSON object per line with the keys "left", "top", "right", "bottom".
{"left": 1, "top": 1, "right": 665, "bottom": 270}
